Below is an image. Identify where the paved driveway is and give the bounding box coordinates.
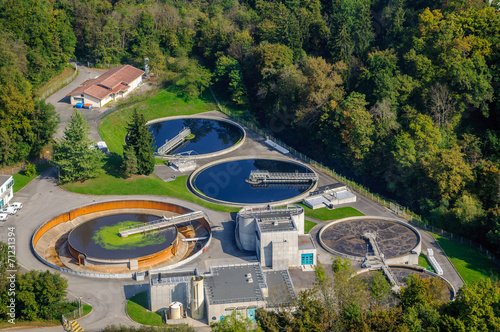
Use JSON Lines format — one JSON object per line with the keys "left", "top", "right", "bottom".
{"left": 45, "top": 64, "right": 106, "bottom": 142}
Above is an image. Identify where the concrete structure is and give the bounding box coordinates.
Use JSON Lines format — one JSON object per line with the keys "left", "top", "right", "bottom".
{"left": 236, "top": 205, "right": 316, "bottom": 269}
{"left": 67, "top": 65, "right": 145, "bottom": 107}
{"left": 204, "top": 263, "right": 296, "bottom": 324}
{"left": 303, "top": 184, "right": 356, "bottom": 209}
{"left": 191, "top": 276, "right": 205, "bottom": 319}
{"left": 319, "top": 216, "right": 421, "bottom": 266}
{"left": 0, "top": 175, "right": 14, "bottom": 208}
{"left": 149, "top": 269, "right": 197, "bottom": 313}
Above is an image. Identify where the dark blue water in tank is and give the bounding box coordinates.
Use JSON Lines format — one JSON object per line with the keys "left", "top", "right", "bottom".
{"left": 148, "top": 118, "right": 243, "bottom": 155}
{"left": 192, "top": 159, "right": 316, "bottom": 204}
{"left": 68, "top": 214, "right": 177, "bottom": 260}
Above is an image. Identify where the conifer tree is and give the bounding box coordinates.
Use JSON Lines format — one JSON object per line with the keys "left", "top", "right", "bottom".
{"left": 122, "top": 144, "right": 138, "bottom": 178}
{"left": 125, "top": 108, "right": 155, "bottom": 175}
{"left": 53, "top": 110, "right": 104, "bottom": 183}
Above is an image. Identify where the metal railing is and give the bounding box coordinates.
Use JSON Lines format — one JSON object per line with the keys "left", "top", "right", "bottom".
{"left": 39, "top": 64, "right": 78, "bottom": 100}
{"left": 119, "top": 211, "right": 204, "bottom": 237}
{"left": 247, "top": 170, "right": 318, "bottom": 183}
{"left": 158, "top": 127, "right": 191, "bottom": 155}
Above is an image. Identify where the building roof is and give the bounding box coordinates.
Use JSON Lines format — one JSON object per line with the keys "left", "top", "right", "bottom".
{"left": 67, "top": 65, "right": 145, "bottom": 101}
{"left": 258, "top": 217, "right": 296, "bottom": 233}
{"left": 264, "top": 270, "right": 297, "bottom": 307}
{"left": 0, "top": 175, "right": 12, "bottom": 187}
{"left": 150, "top": 269, "right": 197, "bottom": 286}
{"left": 298, "top": 234, "right": 316, "bottom": 250}
{"left": 204, "top": 264, "right": 266, "bottom": 305}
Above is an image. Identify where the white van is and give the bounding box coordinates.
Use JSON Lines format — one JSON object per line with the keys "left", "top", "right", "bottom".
{"left": 10, "top": 202, "right": 23, "bottom": 210}
{"left": 0, "top": 206, "right": 16, "bottom": 215}
{"left": 0, "top": 213, "right": 7, "bottom": 221}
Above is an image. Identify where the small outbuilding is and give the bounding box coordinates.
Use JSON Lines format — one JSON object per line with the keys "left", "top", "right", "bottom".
{"left": 67, "top": 65, "right": 145, "bottom": 107}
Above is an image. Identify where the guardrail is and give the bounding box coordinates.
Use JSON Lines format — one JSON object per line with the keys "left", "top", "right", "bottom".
{"left": 39, "top": 64, "right": 78, "bottom": 100}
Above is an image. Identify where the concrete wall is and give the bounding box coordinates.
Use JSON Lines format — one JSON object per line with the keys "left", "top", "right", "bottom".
{"left": 70, "top": 93, "right": 101, "bottom": 106}
{"left": 318, "top": 216, "right": 422, "bottom": 265}
{"left": 207, "top": 300, "right": 265, "bottom": 324}
{"left": 259, "top": 230, "right": 298, "bottom": 269}
{"left": 291, "top": 212, "right": 304, "bottom": 235}
{"left": 237, "top": 215, "right": 256, "bottom": 251}
{"left": 150, "top": 282, "right": 189, "bottom": 312}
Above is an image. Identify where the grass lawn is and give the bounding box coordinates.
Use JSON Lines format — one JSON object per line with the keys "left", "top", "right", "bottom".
{"left": 13, "top": 163, "right": 51, "bottom": 193}
{"left": 99, "top": 88, "right": 217, "bottom": 156}
{"left": 0, "top": 321, "right": 59, "bottom": 329}
{"left": 304, "top": 220, "right": 317, "bottom": 234}
{"left": 81, "top": 304, "right": 92, "bottom": 317}
{"left": 127, "top": 291, "right": 165, "bottom": 326}
{"left": 418, "top": 254, "right": 435, "bottom": 273}
{"left": 431, "top": 232, "right": 500, "bottom": 284}
{"left": 299, "top": 204, "right": 364, "bottom": 221}
{"left": 62, "top": 155, "right": 239, "bottom": 213}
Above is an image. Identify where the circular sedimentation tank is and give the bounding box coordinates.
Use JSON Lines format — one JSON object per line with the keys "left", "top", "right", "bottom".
{"left": 148, "top": 117, "right": 245, "bottom": 157}
{"left": 189, "top": 157, "right": 318, "bottom": 205}
{"left": 319, "top": 216, "right": 421, "bottom": 261}
{"left": 356, "top": 266, "right": 454, "bottom": 300}
{"left": 68, "top": 213, "right": 178, "bottom": 260}
{"left": 32, "top": 200, "right": 212, "bottom": 276}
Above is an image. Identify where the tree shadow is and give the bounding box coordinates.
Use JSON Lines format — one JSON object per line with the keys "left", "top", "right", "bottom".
{"left": 102, "top": 154, "right": 126, "bottom": 179}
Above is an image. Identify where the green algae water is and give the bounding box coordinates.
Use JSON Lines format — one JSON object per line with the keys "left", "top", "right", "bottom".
{"left": 68, "top": 214, "right": 178, "bottom": 260}
{"left": 92, "top": 221, "right": 166, "bottom": 250}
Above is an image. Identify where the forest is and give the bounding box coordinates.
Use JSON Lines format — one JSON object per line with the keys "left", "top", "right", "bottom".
{"left": 0, "top": 0, "right": 499, "bottom": 256}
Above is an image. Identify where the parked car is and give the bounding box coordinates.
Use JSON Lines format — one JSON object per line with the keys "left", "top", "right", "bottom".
{"left": 9, "top": 202, "right": 22, "bottom": 210}
{"left": 0, "top": 213, "right": 7, "bottom": 221}
{"left": 0, "top": 206, "right": 16, "bottom": 215}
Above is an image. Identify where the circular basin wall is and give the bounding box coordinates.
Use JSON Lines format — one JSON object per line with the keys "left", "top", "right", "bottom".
{"left": 357, "top": 267, "right": 454, "bottom": 300}
{"left": 32, "top": 200, "right": 212, "bottom": 275}
{"left": 68, "top": 213, "right": 178, "bottom": 260}
{"left": 148, "top": 117, "right": 244, "bottom": 156}
{"left": 190, "top": 158, "right": 317, "bottom": 205}
{"left": 320, "top": 217, "right": 420, "bottom": 260}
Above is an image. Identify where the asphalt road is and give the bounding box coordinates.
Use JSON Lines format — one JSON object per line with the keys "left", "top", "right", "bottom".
{"left": 45, "top": 64, "right": 106, "bottom": 142}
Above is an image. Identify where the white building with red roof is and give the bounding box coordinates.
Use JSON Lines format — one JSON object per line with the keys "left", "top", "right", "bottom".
{"left": 67, "top": 65, "right": 145, "bottom": 107}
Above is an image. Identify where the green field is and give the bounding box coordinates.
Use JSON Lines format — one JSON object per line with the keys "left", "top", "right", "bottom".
{"left": 93, "top": 221, "right": 166, "bottom": 250}
{"left": 418, "top": 254, "right": 435, "bottom": 273}
{"left": 127, "top": 291, "right": 165, "bottom": 326}
{"left": 99, "top": 88, "right": 216, "bottom": 156}
{"left": 304, "top": 220, "right": 317, "bottom": 234}
{"left": 13, "top": 163, "right": 51, "bottom": 193}
{"left": 62, "top": 155, "right": 239, "bottom": 213}
{"left": 299, "top": 205, "right": 364, "bottom": 221}
{"left": 431, "top": 233, "right": 500, "bottom": 284}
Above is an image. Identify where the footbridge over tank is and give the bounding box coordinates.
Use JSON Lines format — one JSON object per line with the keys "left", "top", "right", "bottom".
{"left": 158, "top": 127, "right": 191, "bottom": 155}
{"left": 119, "top": 211, "right": 205, "bottom": 237}
{"left": 362, "top": 232, "right": 400, "bottom": 290}
{"left": 238, "top": 205, "right": 304, "bottom": 219}
{"left": 245, "top": 170, "right": 318, "bottom": 185}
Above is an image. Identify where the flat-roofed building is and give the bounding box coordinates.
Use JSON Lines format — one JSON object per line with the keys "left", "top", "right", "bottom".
{"left": 0, "top": 175, "right": 14, "bottom": 208}
{"left": 67, "top": 65, "right": 145, "bottom": 107}
{"left": 204, "top": 263, "right": 297, "bottom": 324}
